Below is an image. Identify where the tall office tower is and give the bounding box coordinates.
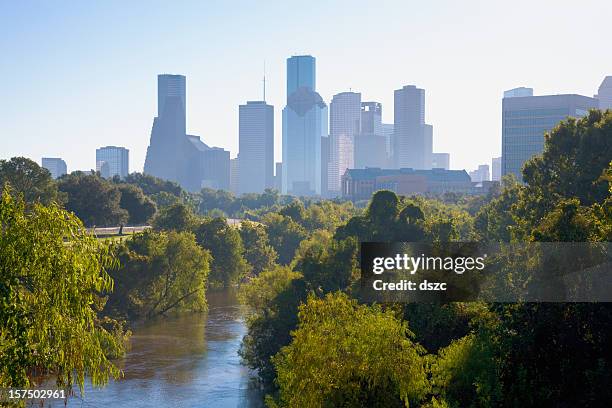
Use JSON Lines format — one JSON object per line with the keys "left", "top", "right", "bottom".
{"left": 41, "top": 157, "right": 67, "bottom": 179}
{"left": 321, "top": 136, "right": 330, "bottom": 197}
{"left": 145, "top": 74, "right": 188, "bottom": 184}
{"left": 394, "top": 85, "right": 426, "bottom": 169}
{"left": 96, "top": 146, "right": 129, "bottom": 178}
{"left": 274, "top": 162, "right": 283, "bottom": 192}
{"left": 238, "top": 101, "right": 274, "bottom": 194}
{"left": 355, "top": 102, "right": 387, "bottom": 169}
{"left": 492, "top": 157, "right": 501, "bottom": 181}
{"left": 202, "top": 147, "right": 230, "bottom": 191}
{"left": 502, "top": 88, "right": 597, "bottom": 180}
{"left": 381, "top": 123, "right": 394, "bottom": 161}
{"left": 282, "top": 55, "right": 328, "bottom": 196}
{"left": 328, "top": 92, "right": 361, "bottom": 194}
{"left": 503, "top": 87, "right": 533, "bottom": 98}
{"left": 230, "top": 157, "right": 240, "bottom": 194}
{"left": 595, "top": 76, "right": 612, "bottom": 109}
{"left": 432, "top": 153, "right": 450, "bottom": 170}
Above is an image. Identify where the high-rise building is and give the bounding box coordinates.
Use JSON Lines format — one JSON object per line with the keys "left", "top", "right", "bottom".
{"left": 354, "top": 102, "right": 387, "bottom": 169}
{"left": 282, "top": 55, "right": 328, "bottom": 196}
{"left": 230, "top": 157, "right": 240, "bottom": 194}
{"left": 145, "top": 74, "right": 230, "bottom": 192}
{"left": 41, "top": 157, "right": 67, "bottom": 179}
{"left": 394, "top": 85, "right": 430, "bottom": 169}
{"left": 381, "top": 123, "right": 394, "bottom": 161}
{"left": 469, "top": 164, "right": 490, "bottom": 182}
{"left": 595, "top": 76, "right": 612, "bottom": 110}
{"left": 492, "top": 157, "right": 501, "bottom": 181}
{"left": 328, "top": 92, "right": 361, "bottom": 194}
{"left": 321, "top": 136, "right": 330, "bottom": 197}
{"left": 502, "top": 89, "right": 598, "bottom": 180}
{"left": 423, "top": 124, "right": 433, "bottom": 170}
{"left": 503, "top": 87, "right": 533, "bottom": 98}
{"left": 432, "top": 153, "right": 450, "bottom": 170}
{"left": 238, "top": 101, "right": 274, "bottom": 194}
{"left": 274, "top": 162, "right": 282, "bottom": 192}
{"left": 96, "top": 146, "right": 129, "bottom": 178}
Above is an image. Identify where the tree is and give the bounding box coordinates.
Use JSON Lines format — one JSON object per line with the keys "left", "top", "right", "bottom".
{"left": 152, "top": 202, "right": 197, "bottom": 232}
{"left": 106, "top": 230, "right": 210, "bottom": 320}
{"left": 58, "top": 172, "right": 128, "bottom": 227}
{"left": 122, "top": 172, "right": 183, "bottom": 197}
{"left": 117, "top": 183, "right": 157, "bottom": 225}
{"left": 195, "top": 217, "right": 249, "bottom": 287}
{"left": 261, "top": 213, "right": 308, "bottom": 265}
{"left": 0, "top": 156, "right": 63, "bottom": 205}
{"left": 271, "top": 293, "right": 429, "bottom": 407}
{"left": 0, "top": 187, "right": 122, "bottom": 391}
{"left": 239, "top": 220, "right": 277, "bottom": 275}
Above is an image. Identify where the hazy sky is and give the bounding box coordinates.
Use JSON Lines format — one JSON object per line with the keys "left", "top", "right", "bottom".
{"left": 1, "top": 0, "right": 610, "bottom": 173}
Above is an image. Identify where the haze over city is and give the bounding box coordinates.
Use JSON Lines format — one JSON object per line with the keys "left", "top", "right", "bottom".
{"left": 1, "top": 0, "right": 611, "bottom": 173}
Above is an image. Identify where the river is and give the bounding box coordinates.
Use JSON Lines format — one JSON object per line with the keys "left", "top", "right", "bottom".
{"left": 56, "top": 289, "right": 264, "bottom": 408}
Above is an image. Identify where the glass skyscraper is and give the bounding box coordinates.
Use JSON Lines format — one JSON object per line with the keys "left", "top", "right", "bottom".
{"left": 501, "top": 90, "right": 598, "bottom": 180}
{"left": 329, "top": 91, "right": 361, "bottom": 194}
{"left": 282, "top": 55, "right": 327, "bottom": 196}
{"left": 393, "top": 85, "right": 430, "bottom": 169}
{"left": 41, "top": 157, "right": 67, "bottom": 179}
{"left": 96, "top": 146, "right": 129, "bottom": 178}
{"left": 238, "top": 101, "right": 274, "bottom": 194}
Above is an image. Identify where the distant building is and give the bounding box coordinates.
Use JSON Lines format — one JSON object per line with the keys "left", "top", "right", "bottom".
{"left": 321, "top": 136, "right": 330, "bottom": 197}
{"left": 238, "top": 101, "right": 274, "bottom": 194}
{"left": 502, "top": 90, "right": 598, "bottom": 180}
{"left": 41, "top": 157, "right": 67, "bottom": 179}
{"left": 381, "top": 123, "right": 394, "bottom": 161}
{"left": 492, "top": 157, "right": 501, "bottom": 181}
{"left": 230, "top": 158, "right": 240, "bottom": 194}
{"left": 469, "top": 164, "right": 490, "bottom": 182}
{"left": 96, "top": 146, "right": 128, "bottom": 178}
{"left": 355, "top": 102, "right": 388, "bottom": 170}
{"left": 431, "top": 153, "right": 450, "bottom": 170}
{"left": 423, "top": 124, "right": 433, "bottom": 170}
{"left": 274, "top": 162, "right": 282, "bottom": 192}
{"left": 144, "top": 74, "right": 230, "bottom": 192}
{"left": 329, "top": 91, "right": 361, "bottom": 194}
{"left": 595, "top": 76, "right": 612, "bottom": 110}
{"left": 342, "top": 168, "right": 473, "bottom": 201}
{"left": 282, "top": 56, "right": 328, "bottom": 196}
{"left": 393, "top": 85, "right": 431, "bottom": 169}
{"left": 503, "top": 87, "right": 533, "bottom": 98}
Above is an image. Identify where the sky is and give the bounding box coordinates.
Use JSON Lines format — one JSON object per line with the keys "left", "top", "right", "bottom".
{"left": 1, "top": 0, "right": 611, "bottom": 173}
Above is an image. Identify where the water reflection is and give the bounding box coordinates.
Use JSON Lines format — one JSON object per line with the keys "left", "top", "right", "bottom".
{"left": 53, "top": 289, "right": 264, "bottom": 408}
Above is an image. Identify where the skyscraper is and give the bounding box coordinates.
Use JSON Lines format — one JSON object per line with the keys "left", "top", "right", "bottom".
{"left": 354, "top": 102, "right": 388, "bottom": 169}
{"left": 595, "top": 76, "right": 612, "bottom": 109}
{"left": 432, "top": 153, "right": 450, "bottom": 170}
{"left": 329, "top": 91, "right": 361, "bottom": 194}
{"left": 274, "top": 162, "right": 283, "bottom": 192}
{"left": 41, "top": 157, "right": 67, "bottom": 179}
{"left": 238, "top": 101, "right": 274, "bottom": 194}
{"left": 492, "top": 157, "right": 501, "bottom": 181}
{"left": 381, "top": 123, "right": 394, "bottom": 161}
{"left": 96, "top": 146, "right": 129, "bottom": 178}
{"left": 423, "top": 124, "right": 433, "bottom": 170}
{"left": 469, "top": 164, "right": 490, "bottom": 182}
{"left": 230, "top": 157, "right": 240, "bottom": 194}
{"left": 394, "top": 85, "right": 428, "bottom": 169}
{"left": 282, "top": 55, "right": 328, "bottom": 196}
{"left": 502, "top": 89, "right": 598, "bottom": 180}
{"left": 145, "top": 74, "right": 230, "bottom": 192}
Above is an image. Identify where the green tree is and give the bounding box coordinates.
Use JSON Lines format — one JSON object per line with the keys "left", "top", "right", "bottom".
{"left": 195, "top": 217, "right": 249, "bottom": 287}
{"left": 152, "top": 202, "right": 197, "bottom": 232}
{"left": 106, "top": 230, "right": 210, "bottom": 319}
{"left": 271, "top": 293, "right": 429, "bottom": 407}
{"left": 261, "top": 213, "right": 308, "bottom": 265}
{"left": 117, "top": 183, "right": 157, "bottom": 225}
{"left": 0, "top": 187, "right": 122, "bottom": 391}
{"left": 239, "top": 220, "right": 277, "bottom": 275}
{"left": 0, "top": 156, "right": 63, "bottom": 205}
{"left": 58, "top": 172, "right": 128, "bottom": 227}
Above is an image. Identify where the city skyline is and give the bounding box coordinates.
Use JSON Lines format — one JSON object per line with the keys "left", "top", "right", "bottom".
{"left": 2, "top": 1, "right": 611, "bottom": 175}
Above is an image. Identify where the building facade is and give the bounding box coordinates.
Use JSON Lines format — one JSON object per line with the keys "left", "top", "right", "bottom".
{"left": 342, "top": 168, "right": 472, "bottom": 201}
{"left": 238, "top": 101, "right": 274, "bottom": 194}
{"left": 492, "top": 157, "right": 501, "bottom": 181}
{"left": 393, "top": 85, "right": 431, "bottom": 169}
{"left": 282, "top": 56, "right": 327, "bottom": 196}
{"left": 469, "top": 164, "right": 490, "bottom": 183}
{"left": 355, "top": 102, "right": 388, "bottom": 170}
{"left": 595, "top": 76, "right": 612, "bottom": 110}
{"left": 502, "top": 90, "right": 598, "bottom": 180}
{"left": 431, "top": 153, "right": 450, "bottom": 170}
{"left": 328, "top": 91, "right": 361, "bottom": 194}
{"left": 41, "top": 157, "right": 67, "bottom": 179}
{"left": 96, "top": 146, "right": 129, "bottom": 178}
